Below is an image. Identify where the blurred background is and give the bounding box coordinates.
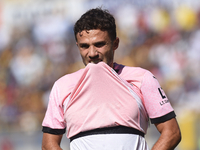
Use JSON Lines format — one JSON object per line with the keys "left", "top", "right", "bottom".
{"left": 0, "top": 0, "right": 200, "bottom": 149}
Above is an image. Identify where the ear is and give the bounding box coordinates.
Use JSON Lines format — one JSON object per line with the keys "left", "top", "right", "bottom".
{"left": 113, "top": 37, "right": 119, "bottom": 50}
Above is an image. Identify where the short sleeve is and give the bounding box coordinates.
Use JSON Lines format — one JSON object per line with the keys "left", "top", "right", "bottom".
{"left": 141, "top": 71, "right": 175, "bottom": 124}
{"left": 42, "top": 82, "right": 66, "bottom": 133}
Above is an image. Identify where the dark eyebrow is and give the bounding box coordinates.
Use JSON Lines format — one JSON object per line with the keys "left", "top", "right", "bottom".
{"left": 95, "top": 41, "right": 106, "bottom": 44}
{"left": 94, "top": 41, "right": 106, "bottom": 47}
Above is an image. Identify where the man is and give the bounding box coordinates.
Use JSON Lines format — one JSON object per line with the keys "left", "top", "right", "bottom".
{"left": 42, "top": 8, "right": 181, "bottom": 150}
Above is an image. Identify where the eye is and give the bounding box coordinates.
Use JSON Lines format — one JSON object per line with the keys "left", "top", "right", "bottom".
{"left": 95, "top": 42, "right": 106, "bottom": 48}
{"left": 80, "top": 44, "right": 89, "bottom": 49}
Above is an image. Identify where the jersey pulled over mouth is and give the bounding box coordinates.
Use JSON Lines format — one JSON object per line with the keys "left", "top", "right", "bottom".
{"left": 89, "top": 59, "right": 102, "bottom": 64}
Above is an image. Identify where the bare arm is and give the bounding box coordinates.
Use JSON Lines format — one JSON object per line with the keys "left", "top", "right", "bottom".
{"left": 42, "top": 133, "right": 63, "bottom": 150}
{"left": 152, "top": 118, "right": 181, "bottom": 150}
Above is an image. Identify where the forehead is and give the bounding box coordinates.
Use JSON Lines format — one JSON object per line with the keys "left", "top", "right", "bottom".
{"left": 76, "top": 29, "right": 110, "bottom": 43}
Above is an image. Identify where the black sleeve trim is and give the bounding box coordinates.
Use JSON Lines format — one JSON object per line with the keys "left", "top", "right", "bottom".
{"left": 42, "top": 126, "right": 66, "bottom": 135}
{"left": 150, "top": 111, "right": 176, "bottom": 124}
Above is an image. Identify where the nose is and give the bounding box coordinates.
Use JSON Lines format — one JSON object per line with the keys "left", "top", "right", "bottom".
{"left": 88, "top": 46, "right": 99, "bottom": 59}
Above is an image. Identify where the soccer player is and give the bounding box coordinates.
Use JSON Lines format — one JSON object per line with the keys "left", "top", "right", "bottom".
{"left": 41, "top": 8, "right": 181, "bottom": 150}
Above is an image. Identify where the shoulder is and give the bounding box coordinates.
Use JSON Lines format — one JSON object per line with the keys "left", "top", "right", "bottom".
{"left": 48, "top": 68, "right": 85, "bottom": 102}
{"left": 115, "top": 62, "right": 151, "bottom": 79}
{"left": 114, "top": 63, "right": 155, "bottom": 89}
{"left": 124, "top": 65, "right": 149, "bottom": 75}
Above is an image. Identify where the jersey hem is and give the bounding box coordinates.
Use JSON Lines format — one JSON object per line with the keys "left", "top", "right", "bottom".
{"left": 69, "top": 125, "right": 145, "bottom": 142}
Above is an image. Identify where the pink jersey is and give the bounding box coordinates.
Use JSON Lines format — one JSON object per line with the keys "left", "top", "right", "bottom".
{"left": 42, "top": 62, "right": 174, "bottom": 139}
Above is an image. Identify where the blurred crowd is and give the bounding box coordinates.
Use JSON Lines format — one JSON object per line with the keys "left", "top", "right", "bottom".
{"left": 0, "top": 0, "right": 200, "bottom": 149}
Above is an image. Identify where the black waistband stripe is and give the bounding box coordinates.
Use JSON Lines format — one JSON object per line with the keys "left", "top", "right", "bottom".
{"left": 70, "top": 126, "right": 145, "bottom": 142}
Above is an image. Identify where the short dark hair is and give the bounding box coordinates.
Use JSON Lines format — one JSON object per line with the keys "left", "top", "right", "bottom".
{"left": 74, "top": 8, "right": 117, "bottom": 41}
